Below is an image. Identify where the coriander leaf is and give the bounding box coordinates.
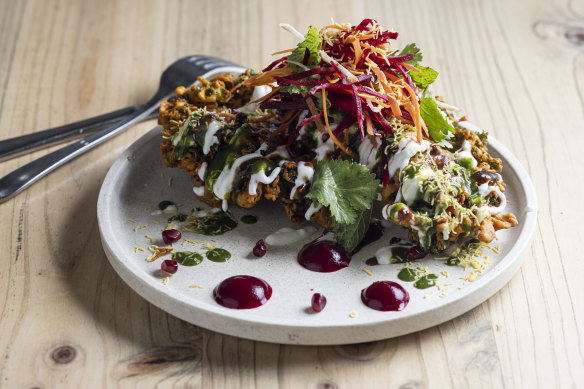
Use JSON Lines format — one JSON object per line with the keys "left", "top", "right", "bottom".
{"left": 172, "top": 251, "right": 203, "bottom": 266}
{"left": 410, "top": 65, "right": 438, "bottom": 89}
{"left": 333, "top": 207, "right": 372, "bottom": 253}
{"left": 399, "top": 43, "right": 423, "bottom": 66}
{"left": 420, "top": 97, "right": 455, "bottom": 145}
{"left": 306, "top": 160, "right": 379, "bottom": 225}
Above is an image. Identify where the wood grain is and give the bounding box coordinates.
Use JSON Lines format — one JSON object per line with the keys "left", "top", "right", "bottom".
{"left": 1, "top": 0, "right": 583, "bottom": 387}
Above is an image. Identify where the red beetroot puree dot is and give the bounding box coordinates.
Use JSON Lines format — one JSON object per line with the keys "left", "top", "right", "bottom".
{"left": 361, "top": 281, "right": 409, "bottom": 311}
{"left": 213, "top": 275, "right": 272, "bottom": 309}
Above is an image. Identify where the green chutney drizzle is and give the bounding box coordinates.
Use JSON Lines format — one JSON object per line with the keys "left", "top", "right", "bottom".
{"left": 206, "top": 248, "right": 231, "bottom": 262}
{"left": 397, "top": 268, "right": 440, "bottom": 289}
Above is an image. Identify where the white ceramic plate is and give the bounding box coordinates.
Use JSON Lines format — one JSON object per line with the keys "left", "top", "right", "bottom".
{"left": 98, "top": 126, "right": 537, "bottom": 345}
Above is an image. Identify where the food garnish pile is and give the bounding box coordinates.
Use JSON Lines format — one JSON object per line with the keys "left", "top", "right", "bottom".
{"left": 158, "top": 19, "right": 517, "bottom": 256}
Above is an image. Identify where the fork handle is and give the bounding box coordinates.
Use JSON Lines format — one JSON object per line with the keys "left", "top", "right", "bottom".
{"left": 0, "top": 106, "right": 144, "bottom": 162}
{"left": 0, "top": 102, "right": 159, "bottom": 203}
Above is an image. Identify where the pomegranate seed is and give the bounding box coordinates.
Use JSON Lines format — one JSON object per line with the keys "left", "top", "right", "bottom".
{"left": 253, "top": 239, "right": 266, "bottom": 257}
{"left": 162, "top": 229, "right": 181, "bottom": 244}
{"left": 161, "top": 259, "right": 178, "bottom": 275}
{"left": 311, "top": 293, "right": 327, "bottom": 312}
{"left": 407, "top": 245, "right": 426, "bottom": 260}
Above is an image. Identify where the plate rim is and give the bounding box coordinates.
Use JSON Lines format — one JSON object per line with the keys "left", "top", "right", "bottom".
{"left": 98, "top": 124, "right": 537, "bottom": 345}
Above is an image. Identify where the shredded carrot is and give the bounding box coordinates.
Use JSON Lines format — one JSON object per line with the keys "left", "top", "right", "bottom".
{"left": 249, "top": 86, "right": 280, "bottom": 105}
{"left": 272, "top": 48, "right": 295, "bottom": 55}
{"left": 364, "top": 113, "right": 375, "bottom": 136}
{"left": 357, "top": 93, "right": 392, "bottom": 108}
{"left": 402, "top": 62, "right": 421, "bottom": 73}
{"left": 322, "top": 89, "right": 353, "bottom": 157}
{"left": 351, "top": 39, "right": 362, "bottom": 65}
{"left": 366, "top": 58, "right": 402, "bottom": 116}
{"left": 248, "top": 114, "right": 277, "bottom": 123}
{"left": 319, "top": 24, "right": 350, "bottom": 33}
{"left": 325, "top": 74, "right": 340, "bottom": 84}
{"left": 401, "top": 82, "right": 422, "bottom": 143}
{"left": 232, "top": 67, "right": 294, "bottom": 93}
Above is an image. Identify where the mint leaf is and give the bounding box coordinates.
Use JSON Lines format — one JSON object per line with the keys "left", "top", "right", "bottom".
{"left": 287, "top": 25, "right": 322, "bottom": 68}
{"left": 420, "top": 97, "right": 455, "bottom": 145}
{"left": 333, "top": 207, "right": 372, "bottom": 253}
{"left": 172, "top": 251, "right": 203, "bottom": 266}
{"left": 306, "top": 160, "right": 379, "bottom": 225}
{"left": 399, "top": 43, "right": 423, "bottom": 66}
{"left": 282, "top": 26, "right": 322, "bottom": 94}
{"left": 410, "top": 65, "right": 438, "bottom": 89}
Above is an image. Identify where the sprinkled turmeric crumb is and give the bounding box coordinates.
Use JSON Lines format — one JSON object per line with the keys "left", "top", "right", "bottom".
{"left": 189, "top": 285, "right": 205, "bottom": 289}
{"left": 128, "top": 219, "right": 137, "bottom": 223}
{"left": 133, "top": 224, "right": 148, "bottom": 232}
{"left": 442, "top": 270, "right": 450, "bottom": 277}
{"left": 204, "top": 242, "right": 216, "bottom": 250}
{"left": 211, "top": 239, "right": 218, "bottom": 243}
{"left": 183, "top": 239, "right": 205, "bottom": 246}
{"left": 152, "top": 220, "right": 160, "bottom": 225}
{"left": 163, "top": 277, "right": 170, "bottom": 285}
{"left": 135, "top": 246, "right": 145, "bottom": 253}
{"left": 439, "top": 292, "right": 447, "bottom": 298}
{"left": 362, "top": 268, "right": 373, "bottom": 276}
{"left": 349, "top": 311, "right": 358, "bottom": 318}
{"left": 145, "top": 235, "right": 155, "bottom": 243}
{"left": 424, "top": 290, "right": 434, "bottom": 299}
{"left": 168, "top": 177, "right": 173, "bottom": 187}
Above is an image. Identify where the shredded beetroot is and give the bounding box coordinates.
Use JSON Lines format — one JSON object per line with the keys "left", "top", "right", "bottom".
{"left": 263, "top": 56, "right": 288, "bottom": 72}
{"left": 274, "top": 76, "right": 328, "bottom": 87}
{"left": 286, "top": 66, "right": 336, "bottom": 80}
{"left": 255, "top": 19, "right": 420, "bottom": 151}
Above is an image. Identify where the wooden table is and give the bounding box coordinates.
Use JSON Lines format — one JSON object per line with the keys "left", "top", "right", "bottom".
{"left": 1, "top": 0, "right": 582, "bottom": 387}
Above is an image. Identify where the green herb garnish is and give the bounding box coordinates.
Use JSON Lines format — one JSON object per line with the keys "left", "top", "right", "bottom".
{"left": 307, "top": 160, "right": 380, "bottom": 252}
{"left": 410, "top": 65, "right": 438, "bottom": 90}
{"left": 399, "top": 43, "right": 423, "bottom": 66}
{"left": 420, "top": 97, "right": 455, "bottom": 146}
{"left": 282, "top": 25, "right": 322, "bottom": 94}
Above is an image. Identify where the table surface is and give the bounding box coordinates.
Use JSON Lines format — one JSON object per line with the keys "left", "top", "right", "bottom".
{"left": 1, "top": 0, "right": 583, "bottom": 387}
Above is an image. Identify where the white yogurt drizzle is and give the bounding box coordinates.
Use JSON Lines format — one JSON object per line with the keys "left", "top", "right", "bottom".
{"left": 198, "top": 162, "right": 207, "bottom": 180}
{"left": 240, "top": 85, "right": 272, "bottom": 113}
{"left": 315, "top": 137, "right": 335, "bottom": 161}
{"left": 290, "top": 162, "right": 314, "bottom": 199}
{"left": 455, "top": 140, "right": 478, "bottom": 169}
{"left": 203, "top": 120, "right": 221, "bottom": 155}
{"left": 375, "top": 246, "right": 392, "bottom": 265}
{"left": 387, "top": 137, "right": 431, "bottom": 178}
{"left": 304, "top": 202, "right": 322, "bottom": 220}
{"left": 213, "top": 153, "right": 262, "bottom": 206}
{"left": 193, "top": 185, "right": 205, "bottom": 197}
{"left": 248, "top": 167, "right": 282, "bottom": 196}
{"left": 476, "top": 184, "right": 507, "bottom": 215}
{"left": 398, "top": 165, "right": 435, "bottom": 205}
{"left": 265, "top": 226, "right": 317, "bottom": 247}
{"left": 358, "top": 137, "right": 379, "bottom": 169}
